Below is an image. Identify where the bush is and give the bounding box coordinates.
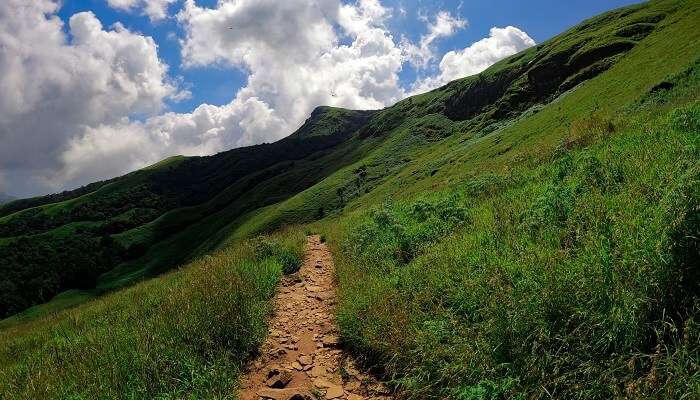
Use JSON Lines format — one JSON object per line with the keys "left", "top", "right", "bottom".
{"left": 555, "top": 112, "right": 616, "bottom": 155}
{"left": 519, "top": 184, "right": 575, "bottom": 234}
{"left": 668, "top": 101, "right": 700, "bottom": 134}
{"left": 251, "top": 236, "right": 303, "bottom": 274}
{"left": 335, "top": 101, "right": 700, "bottom": 399}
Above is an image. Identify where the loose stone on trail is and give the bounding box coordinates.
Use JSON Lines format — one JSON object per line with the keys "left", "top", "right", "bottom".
{"left": 239, "top": 235, "right": 393, "bottom": 400}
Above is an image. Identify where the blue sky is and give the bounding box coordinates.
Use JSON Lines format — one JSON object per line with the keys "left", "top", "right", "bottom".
{"left": 58, "top": 0, "right": 641, "bottom": 114}
{"left": 1, "top": 0, "right": 642, "bottom": 197}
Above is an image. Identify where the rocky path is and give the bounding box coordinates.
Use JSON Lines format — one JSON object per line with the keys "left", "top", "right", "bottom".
{"left": 239, "top": 235, "right": 392, "bottom": 400}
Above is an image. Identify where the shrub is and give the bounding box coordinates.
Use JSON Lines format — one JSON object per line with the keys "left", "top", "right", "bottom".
{"left": 519, "top": 184, "right": 575, "bottom": 234}
{"left": 668, "top": 101, "right": 700, "bottom": 134}
{"left": 251, "top": 236, "right": 303, "bottom": 274}
{"left": 556, "top": 112, "right": 616, "bottom": 155}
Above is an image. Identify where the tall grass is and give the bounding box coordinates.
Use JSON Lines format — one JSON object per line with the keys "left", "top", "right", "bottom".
{"left": 331, "top": 101, "right": 700, "bottom": 399}
{"left": 0, "top": 229, "right": 305, "bottom": 399}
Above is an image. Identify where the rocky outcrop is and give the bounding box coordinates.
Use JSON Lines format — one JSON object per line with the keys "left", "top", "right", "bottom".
{"left": 441, "top": 10, "right": 666, "bottom": 124}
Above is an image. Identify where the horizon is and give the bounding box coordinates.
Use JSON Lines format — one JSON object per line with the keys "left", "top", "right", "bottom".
{"left": 0, "top": 0, "right": 640, "bottom": 198}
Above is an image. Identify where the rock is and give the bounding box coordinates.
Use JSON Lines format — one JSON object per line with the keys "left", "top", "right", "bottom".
{"left": 265, "top": 369, "right": 293, "bottom": 389}
{"left": 344, "top": 364, "right": 360, "bottom": 376}
{"left": 347, "top": 394, "right": 364, "bottom": 400}
{"left": 291, "top": 361, "right": 303, "bottom": 370}
{"left": 344, "top": 380, "right": 361, "bottom": 391}
{"left": 322, "top": 335, "right": 339, "bottom": 346}
{"left": 315, "top": 292, "right": 334, "bottom": 301}
{"left": 313, "top": 377, "right": 335, "bottom": 388}
{"left": 258, "top": 388, "right": 312, "bottom": 400}
{"left": 305, "top": 285, "right": 323, "bottom": 293}
{"left": 309, "top": 365, "right": 326, "bottom": 377}
{"left": 325, "top": 385, "right": 344, "bottom": 399}
{"left": 298, "top": 355, "right": 313, "bottom": 365}
{"left": 268, "top": 347, "right": 287, "bottom": 357}
{"left": 368, "top": 383, "right": 392, "bottom": 395}
{"left": 258, "top": 389, "right": 285, "bottom": 400}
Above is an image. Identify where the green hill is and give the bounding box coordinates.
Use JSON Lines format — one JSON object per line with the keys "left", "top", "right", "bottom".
{"left": 1, "top": 0, "right": 699, "bottom": 398}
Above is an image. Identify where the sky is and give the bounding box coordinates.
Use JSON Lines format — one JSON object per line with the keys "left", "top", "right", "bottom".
{"left": 0, "top": 0, "right": 640, "bottom": 198}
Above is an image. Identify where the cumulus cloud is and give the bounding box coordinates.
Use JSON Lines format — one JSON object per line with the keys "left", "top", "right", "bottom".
{"left": 412, "top": 26, "right": 536, "bottom": 93}
{"left": 0, "top": 0, "right": 408, "bottom": 196}
{"left": 106, "top": 0, "right": 176, "bottom": 21}
{"left": 178, "top": 0, "right": 404, "bottom": 114}
{"left": 402, "top": 11, "right": 467, "bottom": 69}
{"left": 0, "top": 0, "right": 535, "bottom": 197}
{"left": 0, "top": 0, "right": 180, "bottom": 195}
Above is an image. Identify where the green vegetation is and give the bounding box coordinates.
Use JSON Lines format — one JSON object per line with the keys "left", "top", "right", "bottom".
{"left": 291, "top": 107, "right": 374, "bottom": 139}
{"left": 331, "top": 99, "right": 699, "bottom": 398}
{"left": 0, "top": 229, "right": 305, "bottom": 399}
{"left": 0, "top": 108, "right": 377, "bottom": 318}
{"left": 1, "top": 0, "right": 699, "bottom": 398}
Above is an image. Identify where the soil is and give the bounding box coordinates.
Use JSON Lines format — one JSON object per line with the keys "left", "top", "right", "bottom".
{"left": 239, "top": 235, "right": 393, "bottom": 400}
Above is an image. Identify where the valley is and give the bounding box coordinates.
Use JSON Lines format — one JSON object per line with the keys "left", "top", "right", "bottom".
{"left": 1, "top": 0, "right": 699, "bottom": 398}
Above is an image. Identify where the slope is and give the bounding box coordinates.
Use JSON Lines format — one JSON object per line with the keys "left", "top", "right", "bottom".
{"left": 0, "top": 193, "right": 15, "bottom": 205}
{"left": 1, "top": 0, "right": 699, "bottom": 398}
{"left": 0, "top": 0, "right": 697, "bottom": 343}
{"left": 0, "top": 108, "right": 377, "bottom": 318}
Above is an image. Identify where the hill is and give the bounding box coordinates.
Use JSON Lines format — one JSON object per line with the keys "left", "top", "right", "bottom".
{"left": 1, "top": 0, "right": 699, "bottom": 398}
{"left": 0, "top": 193, "right": 14, "bottom": 205}
{"left": 0, "top": 107, "right": 376, "bottom": 317}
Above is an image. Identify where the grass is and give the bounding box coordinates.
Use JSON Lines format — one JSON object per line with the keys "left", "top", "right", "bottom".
{"left": 5, "top": 0, "right": 694, "bottom": 321}
{"left": 0, "top": 228, "right": 305, "bottom": 399}
{"left": 1, "top": 1, "right": 699, "bottom": 398}
{"left": 327, "top": 99, "right": 699, "bottom": 399}
{"left": 0, "top": 290, "right": 96, "bottom": 331}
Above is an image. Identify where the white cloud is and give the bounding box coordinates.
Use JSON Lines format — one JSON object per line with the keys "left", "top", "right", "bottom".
{"left": 398, "top": 3, "right": 407, "bottom": 18}
{"left": 402, "top": 10, "right": 466, "bottom": 69}
{"left": 169, "top": 0, "right": 406, "bottom": 148}
{"left": 0, "top": 0, "right": 181, "bottom": 195}
{"left": 0, "top": 0, "right": 536, "bottom": 197}
{"left": 106, "top": 0, "right": 176, "bottom": 21}
{"left": 177, "top": 0, "right": 404, "bottom": 112}
{"left": 2, "top": 0, "right": 408, "bottom": 196}
{"left": 412, "top": 26, "right": 535, "bottom": 93}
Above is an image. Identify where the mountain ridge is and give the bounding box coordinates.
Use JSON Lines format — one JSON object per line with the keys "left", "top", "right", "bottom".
{"left": 1, "top": 0, "right": 699, "bottom": 398}
{"left": 0, "top": 193, "right": 14, "bottom": 205}
{"left": 0, "top": 0, "right": 697, "bottom": 320}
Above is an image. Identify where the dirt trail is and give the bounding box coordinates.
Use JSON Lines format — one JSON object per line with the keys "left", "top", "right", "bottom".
{"left": 239, "top": 235, "right": 392, "bottom": 400}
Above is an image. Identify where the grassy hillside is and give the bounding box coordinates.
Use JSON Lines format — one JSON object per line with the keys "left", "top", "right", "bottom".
{"left": 1, "top": 0, "right": 699, "bottom": 398}
{"left": 0, "top": 108, "right": 379, "bottom": 318}
{"left": 0, "top": 228, "right": 305, "bottom": 399}
{"left": 330, "top": 82, "right": 700, "bottom": 399}
{"left": 235, "top": 0, "right": 700, "bottom": 397}
{"left": 1, "top": 0, "right": 682, "bottom": 320}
